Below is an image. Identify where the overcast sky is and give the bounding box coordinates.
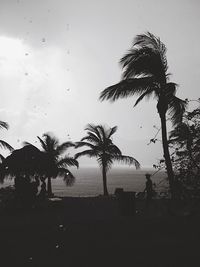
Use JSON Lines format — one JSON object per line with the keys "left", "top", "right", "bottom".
{"left": 0, "top": 0, "right": 199, "bottom": 167}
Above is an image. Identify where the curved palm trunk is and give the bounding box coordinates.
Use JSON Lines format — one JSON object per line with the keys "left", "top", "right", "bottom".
{"left": 47, "top": 177, "right": 53, "bottom": 197}
{"left": 160, "top": 112, "right": 175, "bottom": 198}
{"left": 102, "top": 160, "right": 108, "bottom": 196}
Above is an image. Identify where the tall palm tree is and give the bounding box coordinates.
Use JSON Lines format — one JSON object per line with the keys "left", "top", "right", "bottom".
{"left": 100, "top": 32, "right": 186, "bottom": 197}
{"left": 75, "top": 124, "right": 140, "bottom": 196}
{"left": 37, "top": 133, "right": 79, "bottom": 197}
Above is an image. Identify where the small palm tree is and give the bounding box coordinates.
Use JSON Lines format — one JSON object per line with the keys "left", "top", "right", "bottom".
{"left": 75, "top": 124, "right": 140, "bottom": 196}
{"left": 0, "top": 121, "right": 13, "bottom": 153}
{"left": 37, "top": 133, "right": 79, "bottom": 197}
{"left": 100, "top": 32, "right": 186, "bottom": 197}
{"left": 0, "top": 121, "right": 13, "bottom": 183}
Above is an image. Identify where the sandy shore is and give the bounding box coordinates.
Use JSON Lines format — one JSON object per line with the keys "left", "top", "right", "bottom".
{"left": 0, "top": 196, "right": 200, "bottom": 266}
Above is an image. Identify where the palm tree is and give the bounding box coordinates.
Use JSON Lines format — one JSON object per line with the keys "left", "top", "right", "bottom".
{"left": 0, "top": 121, "right": 13, "bottom": 182}
{"left": 37, "top": 133, "right": 79, "bottom": 197}
{"left": 0, "top": 121, "right": 13, "bottom": 153}
{"left": 100, "top": 32, "right": 186, "bottom": 197}
{"left": 75, "top": 124, "right": 140, "bottom": 196}
{"left": 0, "top": 144, "right": 56, "bottom": 184}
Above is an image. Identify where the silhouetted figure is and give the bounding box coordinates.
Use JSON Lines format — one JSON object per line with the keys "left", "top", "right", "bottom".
{"left": 144, "top": 173, "right": 153, "bottom": 209}
{"left": 29, "top": 178, "right": 40, "bottom": 207}
{"left": 38, "top": 180, "right": 47, "bottom": 201}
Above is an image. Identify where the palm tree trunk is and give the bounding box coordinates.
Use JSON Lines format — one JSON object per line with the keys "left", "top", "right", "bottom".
{"left": 102, "top": 163, "right": 108, "bottom": 196}
{"left": 47, "top": 177, "right": 53, "bottom": 197}
{"left": 160, "top": 112, "right": 175, "bottom": 198}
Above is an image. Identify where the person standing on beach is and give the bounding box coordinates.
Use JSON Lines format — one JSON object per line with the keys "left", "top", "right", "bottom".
{"left": 144, "top": 173, "right": 154, "bottom": 209}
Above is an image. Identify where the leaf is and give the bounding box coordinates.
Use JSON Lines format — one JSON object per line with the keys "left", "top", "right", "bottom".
{"left": 100, "top": 77, "right": 156, "bottom": 102}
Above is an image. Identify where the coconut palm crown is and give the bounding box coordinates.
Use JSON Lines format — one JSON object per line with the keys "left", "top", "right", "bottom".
{"left": 37, "top": 133, "right": 79, "bottom": 196}
{"left": 75, "top": 124, "right": 140, "bottom": 196}
{"left": 100, "top": 32, "right": 187, "bottom": 197}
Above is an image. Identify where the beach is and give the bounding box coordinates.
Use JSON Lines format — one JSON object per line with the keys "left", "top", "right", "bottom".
{"left": 1, "top": 168, "right": 199, "bottom": 266}
{"left": 0, "top": 196, "right": 200, "bottom": 267}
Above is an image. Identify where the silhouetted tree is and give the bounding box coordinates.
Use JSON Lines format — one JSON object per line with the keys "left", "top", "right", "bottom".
{"left": 37, "top": 133, "right": 79, "bottom": 197}
{"left": 169, "top": 105, "right": 200, "bottom": 197}
{"left": 0, "top": 145, "right": 54, "bottom": 207}
{"left": 0, "top": 121, "right": 13, "bottom": 183}
{"left": 100, "top": 32, "right": 186, "bottom": 198}
{"left": 75, "top": 124, "right": 140, "bottom": 196}
{"left": 0, "top": 121, "right": 13, "bottom": 156}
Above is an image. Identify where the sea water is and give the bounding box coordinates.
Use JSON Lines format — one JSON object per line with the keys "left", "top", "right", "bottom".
{"left": 51, "top": 167, "right": 168, "bottom": 197}
{"left": 1, "top": 167, "right": 168, "bottom": 197}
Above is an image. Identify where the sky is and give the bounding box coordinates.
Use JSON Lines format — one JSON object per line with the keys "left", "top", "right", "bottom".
{"left": 0, "top": 0, "right": 199, "bottom": 167}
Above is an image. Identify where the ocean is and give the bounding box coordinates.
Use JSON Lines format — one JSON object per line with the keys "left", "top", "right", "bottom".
{"left": 1, "top": 167, "right": 168, "bottom": 197}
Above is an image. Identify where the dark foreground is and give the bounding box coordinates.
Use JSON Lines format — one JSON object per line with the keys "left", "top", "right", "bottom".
{"left": 0, "top": 197, "right": 200, "bottom": 267}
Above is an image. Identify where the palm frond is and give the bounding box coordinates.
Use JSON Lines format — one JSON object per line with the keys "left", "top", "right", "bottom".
{"left": 99, "top": 77, "right": 156, "bottom": 102}
{"left": 0, "top": 154, "right": 5, "bottom": 163}
{"left": 107, "top": 126, "right": 118, "bottom": 138}
{"left": 85, "top": 124, "right": 102, "bottom": 141}
{"left": 169, "top": 122, "right": 190, "bottom": 140}
{"left": 74, "top": 149, "right": 98, "bottom": 159}
{"left": 75, "top": 141, "right": 96, "bottom": 149}
{"left": 104, "top": 156, "right": 113, "bottom": 172}
{"left": 134, "top": 87, "right": 155, "bottom": 107}
{"left": 42, "top": 133, "right": 59, "bottom": 152}
{"left": 133, "top": 32, "right": 168, "bottom": 74}
{"left": 168, "top": 96, "right": 187, "bottom": 126}
{"left": 97, "top": 125, "right": 106, "bottom": 142}
{"left": 112, "top": 155, "right": 140, "bottom": 169}
{"left": 57, "top": 156, "right": 79, "bottom": 168}
{"left": 81, "top": 134, "right": 99, "bottom": 144}
{"left": 0, "top": 121, "right": 9, "bottom": 130}
{"left": 37, "top": 136, "right": 47, "bottom": 151}
{"left": 121, "top": 46, "right": 165, "bottom": 80}
{"left": 56, "top": 141, "right": 75, "bottom": 155}
{"left": 163, "top": 82, "right": 177, "bottom": 97}
{"left": 107, "top": 144, "right": 122, "bottom": 155}
{"left": 58, "top": 168, "right": 75, "bottom": 186}
{"left": 0, "top": 140, "right": 13, "bottom": 151}
{"left": 97, "top": 155, "right": 113, "bottom": 172}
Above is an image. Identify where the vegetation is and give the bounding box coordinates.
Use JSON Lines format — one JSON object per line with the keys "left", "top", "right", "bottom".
{"left": 100, "top": 32, "right": 186, "bottom": 197}
{"left": 169, "top": 103, "right": 200, "bottom": 198}
{"left": 75, "top": 124, "right": 140, "bottom": 195}
{"left": 0, "top": 121, "right": 13, "bottom": 161}
{"left": 0, "top": 32, "right": 197, "bottom": 202}
{"left": 37, "top": 133, "right": 79, "bottom": 197}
